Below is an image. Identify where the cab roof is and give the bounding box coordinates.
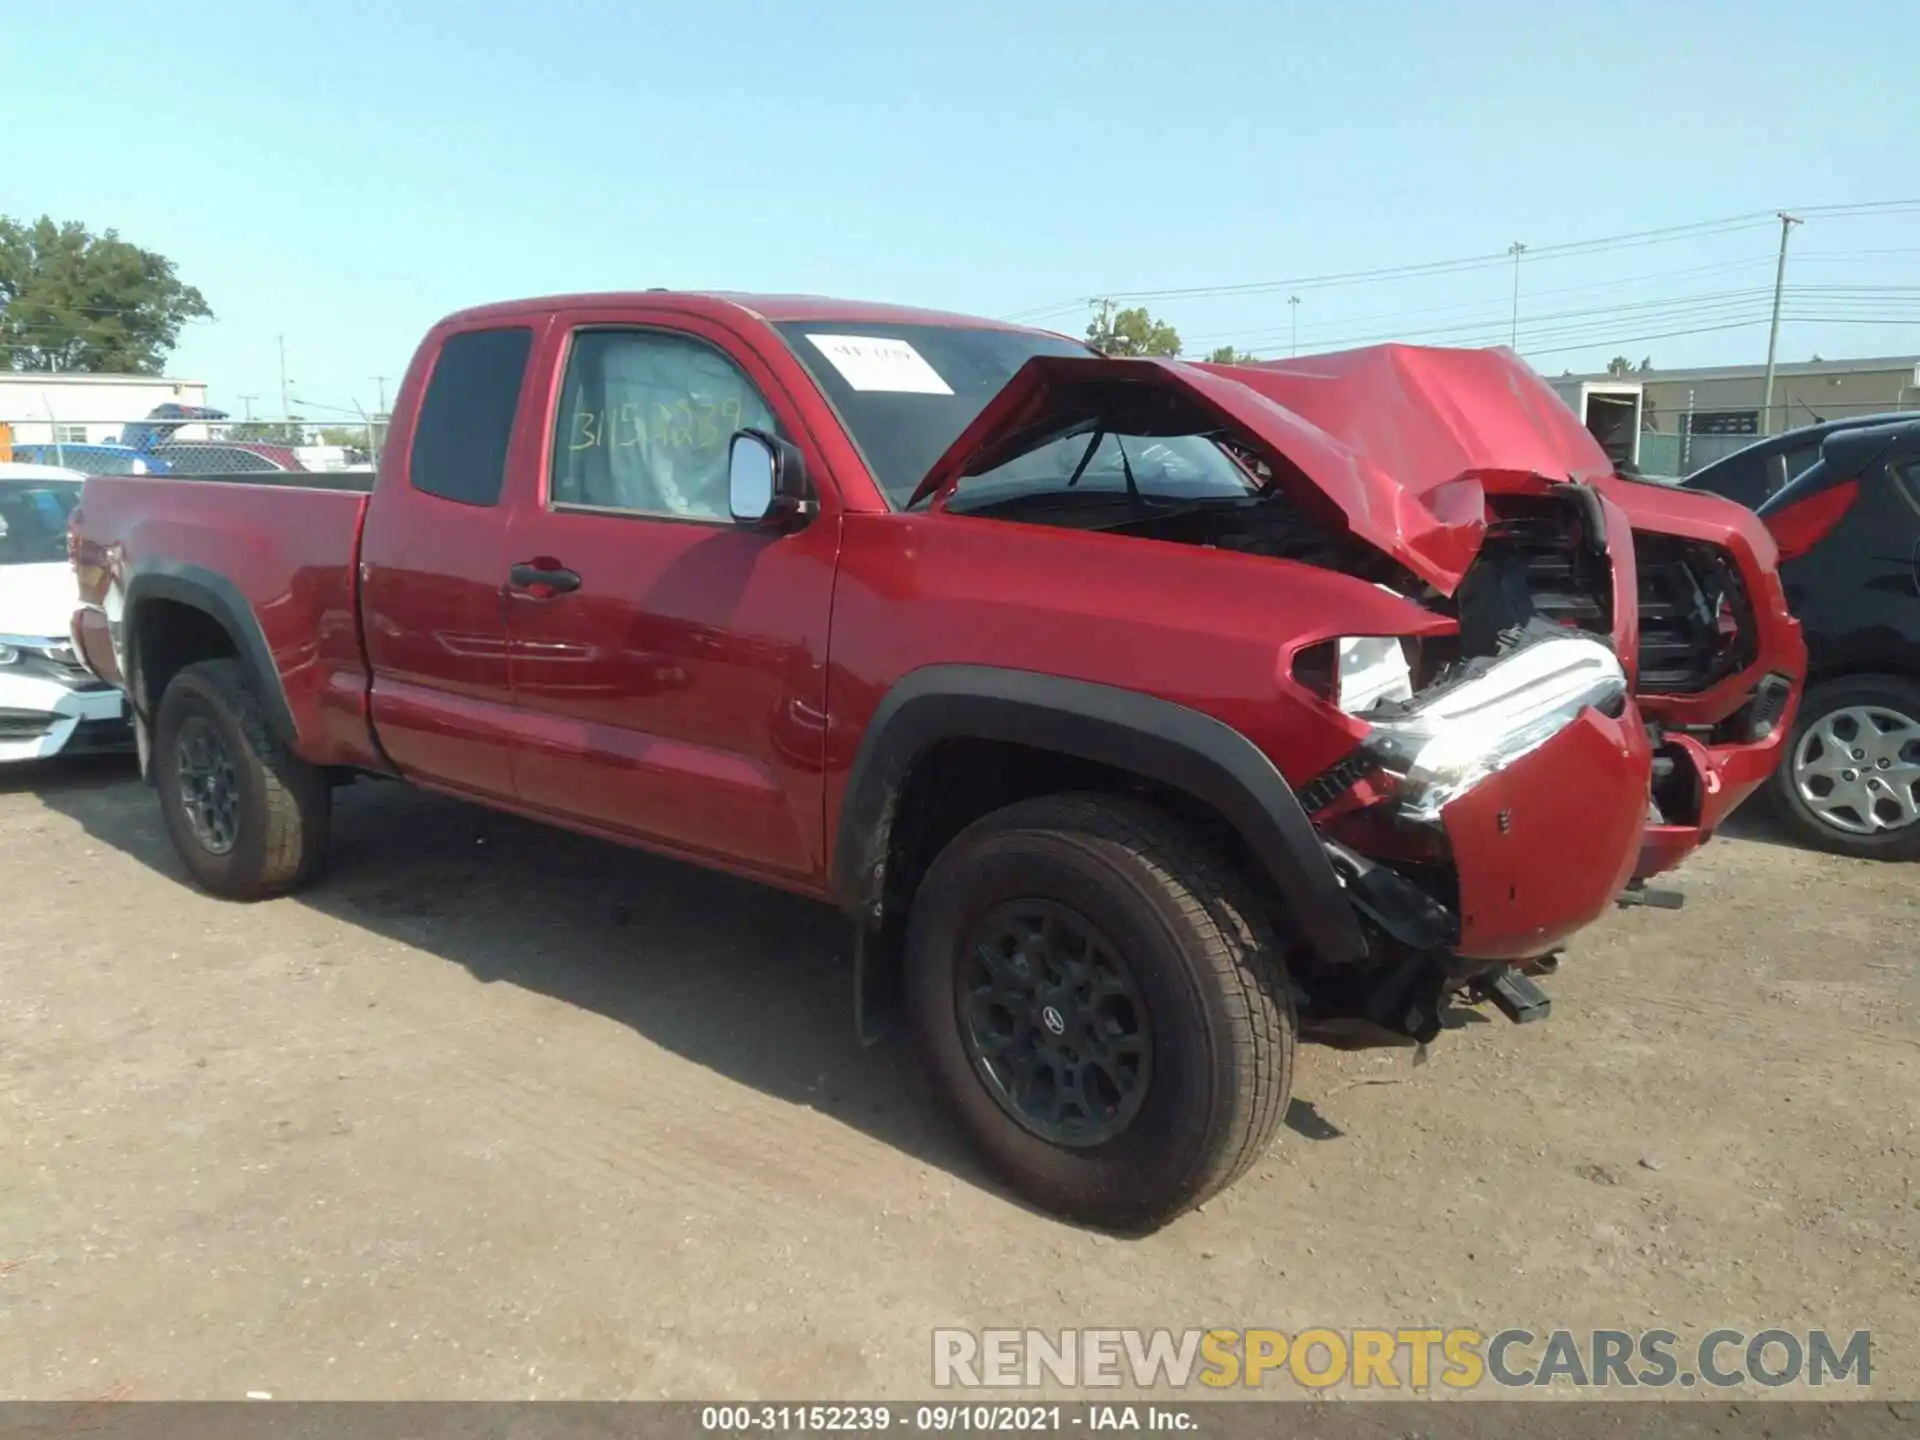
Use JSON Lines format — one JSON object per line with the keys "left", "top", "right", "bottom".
{"left": 442, "top": 291, "right": 1074, "bottom": 340}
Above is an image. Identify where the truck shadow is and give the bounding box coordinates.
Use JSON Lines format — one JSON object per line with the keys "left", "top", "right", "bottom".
{"left": 25, "top": 759, "right": 1349, "bottom": 1226}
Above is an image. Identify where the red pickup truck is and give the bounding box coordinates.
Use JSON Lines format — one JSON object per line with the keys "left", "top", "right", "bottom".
{"left": 68, "top": 293, "right": 1802, "bottom": 1229}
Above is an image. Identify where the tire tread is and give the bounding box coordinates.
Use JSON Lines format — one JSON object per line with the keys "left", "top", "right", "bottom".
{"left": 918, "top": 791, "right": 1295, "bottom": 1226}
{"left": 157, "top": 658, "right": 330, "bottom": 898}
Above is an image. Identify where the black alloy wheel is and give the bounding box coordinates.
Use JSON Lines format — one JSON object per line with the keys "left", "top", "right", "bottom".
{"left": 174, "top": 714, "right": 242, "bottom": 855}
{"left": 956, "top": 899, "right": 1153, "bottom": 1148}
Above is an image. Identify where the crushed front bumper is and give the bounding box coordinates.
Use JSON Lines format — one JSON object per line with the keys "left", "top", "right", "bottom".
{"left": 1446, "top": 699, "right": 1651, "bottom": 959}
{"left": 1611, "top": 490, "right": 1807, "bottom": 878}
{"left": 1634, "top": 673, "right": 1799, "bottom": 880}
{"left": 1321, "top": 631, "right": 1653, "bottom": 967}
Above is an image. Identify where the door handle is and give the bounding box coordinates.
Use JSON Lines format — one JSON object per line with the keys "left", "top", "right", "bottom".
{"left": 508, "top": 561, "right": 582, "bottom": 597}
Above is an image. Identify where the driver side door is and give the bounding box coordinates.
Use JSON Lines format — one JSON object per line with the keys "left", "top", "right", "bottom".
{"left": 502, "top": 311, "right": 839, "bottom": 884}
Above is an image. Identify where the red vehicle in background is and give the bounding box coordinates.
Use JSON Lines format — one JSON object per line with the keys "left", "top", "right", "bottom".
{"left": 67, "top": 294, "right": 1801, "bottom": 1228}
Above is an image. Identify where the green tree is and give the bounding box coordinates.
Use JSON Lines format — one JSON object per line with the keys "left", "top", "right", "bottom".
{"left": 1086, "top": 300, "right": 1181, "bottom": 357}
{"left": 1205, "top": 345, "right": 1259, "bottom": 365}
{"left": 1605, "top": 355, "right": 1633, "bottom": 377}
{"left": 0, "top": 215, "right": 212, "bottom": 372}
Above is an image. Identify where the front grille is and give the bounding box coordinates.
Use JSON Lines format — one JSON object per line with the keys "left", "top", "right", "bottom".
{"left": 1634, "top": 534, "right": 1756, "bottom": 693}
{"left": 1456, "top": 494, "right": 1613, "bottom": 660}
{"left": 1488, "top": 514, "right": 1610, "bottom": 633}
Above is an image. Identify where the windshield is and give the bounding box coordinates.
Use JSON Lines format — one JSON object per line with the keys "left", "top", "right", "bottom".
{"left": 952, "top": 428, "right": 1260, "bottom": 512}
{"left": 774, "top": 320, "right": 1263, "bottom": 511}
{"left": 773, "top": 321, "right": 1092, "bottom": 506}
{"left": 0, "top": 479, "right": 82, "bottom": 566}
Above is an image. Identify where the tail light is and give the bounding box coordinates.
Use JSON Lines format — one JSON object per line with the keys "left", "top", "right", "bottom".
{"left": 1764, "top": 480, "right": 1857, "bottom": 562}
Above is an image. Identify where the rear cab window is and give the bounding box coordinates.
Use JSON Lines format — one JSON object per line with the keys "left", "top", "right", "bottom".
{"left": 410, "top": 327, "right": 535, "bottom": 506}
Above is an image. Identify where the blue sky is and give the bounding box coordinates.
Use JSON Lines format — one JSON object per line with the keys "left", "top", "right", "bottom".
{"left": 8, "top": 0, "right": 1916, "bottom": 418}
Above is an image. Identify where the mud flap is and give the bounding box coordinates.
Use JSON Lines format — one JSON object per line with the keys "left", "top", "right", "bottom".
{"left": 134, "top": 704, "right": 152, "bottom": 783}
{"left": 854, "top": 924, "right": 901, "bottom": 1047}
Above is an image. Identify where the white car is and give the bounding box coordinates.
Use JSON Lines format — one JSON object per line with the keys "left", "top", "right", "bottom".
{"left": 0, "top": 462, "right": 132, "bottom": 762}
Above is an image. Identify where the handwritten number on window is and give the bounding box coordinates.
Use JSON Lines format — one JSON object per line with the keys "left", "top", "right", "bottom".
{"left": 569, "top": 394, "right": 756, "bottom": 454}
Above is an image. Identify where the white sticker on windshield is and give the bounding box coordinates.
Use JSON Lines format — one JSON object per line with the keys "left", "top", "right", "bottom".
{"left": 805, "top": 334, "right": 954, "bottom": 395}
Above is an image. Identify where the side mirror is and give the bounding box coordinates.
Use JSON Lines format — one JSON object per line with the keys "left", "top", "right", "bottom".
{"left": 728, "top": 428, "right": 814, "bottom": 529}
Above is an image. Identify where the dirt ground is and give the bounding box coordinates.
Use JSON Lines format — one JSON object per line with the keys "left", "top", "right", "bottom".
{"left": 2, "top": 756, "right": 1915, "bottom": 1401}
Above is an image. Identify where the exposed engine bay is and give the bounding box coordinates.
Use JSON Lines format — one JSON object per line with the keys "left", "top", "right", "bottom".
{"left": 918, "top": 350, "right": 1793, "bottom": 1047}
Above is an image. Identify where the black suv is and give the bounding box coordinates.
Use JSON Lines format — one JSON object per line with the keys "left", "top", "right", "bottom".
{"left": 1753, "top": 417, "right": 1920, "bottom": 858}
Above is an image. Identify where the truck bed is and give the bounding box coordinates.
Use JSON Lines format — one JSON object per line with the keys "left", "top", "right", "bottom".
{"left": 71, "top": 474, "right": 378, "bottom": 769}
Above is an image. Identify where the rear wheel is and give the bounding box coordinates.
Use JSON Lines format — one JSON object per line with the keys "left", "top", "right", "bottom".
{"left": 153, "top": 659, "right": 332, "bottom": 898}
{"left": 1768, "top": 675, "right": 1920, "bottom": 861}
{"left": 905, "top": 794, "right": 1295, "bottom": 1230}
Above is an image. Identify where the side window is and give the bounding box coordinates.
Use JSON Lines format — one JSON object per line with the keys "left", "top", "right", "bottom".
{"left": 1781, "top": 443, "right": 1821, "bottom": 485}
{"left": 1708, "top": 456, "right": 1772, "bottom": 509}
{"left": 1762, "top": 452, "right": 1791, "bottom": 503}
{"left": 1899, "top": 462, "right": 1920, "bottom": 509}
{"left": 410, "top": 327, "right": 534, "bottom": 506}
{"left": 550, "top": 329, "right": 778, "bottom": 521}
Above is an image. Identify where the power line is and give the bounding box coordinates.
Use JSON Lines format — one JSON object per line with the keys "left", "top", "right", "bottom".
{"left": 1000, "top": 210, "right": 1790, "bottom": 317}
{"left": 1183, "top": 277, "right": 1920, "bottom": 355}
{"left": 1524, "top": 318, "right": 1777, "bottom": 360}
{"left": 998, "top": 198, "right": 1920, "bottom": 322}
{"left": 1181, "top": 254, "right": 1782, "bottom": 346}
{"left": 1189, "top": 289, "right": 1783, "bottom": 355}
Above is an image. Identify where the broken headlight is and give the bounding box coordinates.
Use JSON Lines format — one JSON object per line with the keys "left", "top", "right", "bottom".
{"left": 1359, "top": 634, "right": 1627, "bottom": 823}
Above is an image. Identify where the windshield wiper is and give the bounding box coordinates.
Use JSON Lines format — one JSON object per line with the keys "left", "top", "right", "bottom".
{"left": 1064, "top": 429, "right": 1104, "bottom": 489}
{"left": 1114, "top": 436, "right": 1141, "bottom": 507}
{"left": 1062, "top": 427, "right": 1141, "bottom": 505}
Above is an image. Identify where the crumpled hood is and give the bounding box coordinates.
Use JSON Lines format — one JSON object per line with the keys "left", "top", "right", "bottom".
{"left": 1219, "top": 345, "right": 1618, "bottom": 496}
{"left": 909, "top": 345, "right": 1639, "bottom": 594}
{"left": 0, "top": 562, "right": 82, "bottom": 641}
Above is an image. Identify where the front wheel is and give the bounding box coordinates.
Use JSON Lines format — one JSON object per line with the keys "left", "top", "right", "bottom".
{"left": 153, "top": 658, "right": 332, "bottom": 898}
{"left": 905, "top": 794, "right": 1295, "bottom": 1230}
{"left": 1767, "top": 674, "right": 1920, "bottom": 860}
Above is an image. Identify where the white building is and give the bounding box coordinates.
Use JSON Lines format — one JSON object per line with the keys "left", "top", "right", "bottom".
{"left": 0, "top": 371, "right": 213, "bottom": 446}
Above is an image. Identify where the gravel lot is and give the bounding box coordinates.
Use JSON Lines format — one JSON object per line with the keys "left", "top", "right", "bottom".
{"left": 2, "top": 757, "right": 1915, "bottom": 1400}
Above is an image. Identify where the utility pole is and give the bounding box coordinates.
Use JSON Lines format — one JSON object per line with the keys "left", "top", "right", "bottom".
{"left": 1288, "top": 295, "right": 1300, "bottom": 357}
{"left": 1760, "top": 212, "right": 1802, "bottom": 436}
{"left": 370, "top": 375, "right": 390, "bottom": 415}
{"left": 278, "top": 334, "right": 291, "bottom": 421}
{"left": 238, "top": 394, "right": 259, "bottom": 422}
{"left": 1507, "top": 242, "right": 1527, "bottom": 349}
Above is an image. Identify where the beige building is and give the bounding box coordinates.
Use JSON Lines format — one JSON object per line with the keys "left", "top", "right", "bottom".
{"left": 1553, "top": 354, "right": 1920, "bottom": 476}
{"left": 0, "top": 371, "right": 211, "bottom": 447}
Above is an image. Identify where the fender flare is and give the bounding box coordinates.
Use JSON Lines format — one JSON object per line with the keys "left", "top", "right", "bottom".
{"left": 832, "top": 665, "right": 1367, "bottom": 967}
{"left": 122, "top": 563, "right": 298, "bottom": 749}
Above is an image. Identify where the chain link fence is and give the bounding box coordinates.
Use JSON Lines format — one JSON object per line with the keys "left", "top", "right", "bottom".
{"left": 0, "top": 402, "right": 383, "bottom": 478}
{"left": 1634, "top": 397, "right": 1919, "bottom": 480}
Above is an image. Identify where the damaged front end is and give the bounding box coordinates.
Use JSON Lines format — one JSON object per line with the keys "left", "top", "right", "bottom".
{"left": 1294, "top": 623, "right": 1650, "bottom": 1042}
{"left": 909, "top": 352, "right": 1675, "bottom": 1047}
